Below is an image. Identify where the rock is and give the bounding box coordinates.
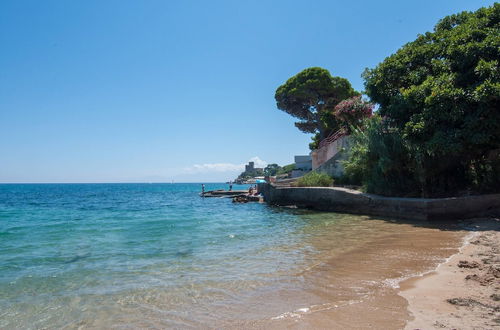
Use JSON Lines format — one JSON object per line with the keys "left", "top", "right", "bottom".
{"left": 447, "top": 298, "right": 477, "bottom": 307}
{"left": 458, "top": 260, "right": 480, "bottom": 268}
{"left": 490, "top": 293, "right": 500, "bottom": 301}
{"left": 466, "top": 274, "right": 479, "bottom": 281}
{"left": 487, "top": 265, "right": 500, "bottom": 278}
{"left": 465, "top": 273, "right": 496, "bottom": 286}
{"left": 232, "top": 196, "right": 249, "bottom": 203}
{"left": 447, "top": 298, "right": 500, "bottom": 311}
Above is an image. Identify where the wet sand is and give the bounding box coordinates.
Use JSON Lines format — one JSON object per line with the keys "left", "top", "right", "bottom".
{"left": 250, "top": 217, "right": 500, "bottom": 329}
{"left": 250, "top": 217, "right": 469, "bottom": 329}
{"left": 401, "top": 218, "right": 500, "bottom": 329}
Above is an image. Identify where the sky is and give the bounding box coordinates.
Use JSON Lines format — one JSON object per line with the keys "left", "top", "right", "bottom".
{"left": 0, "top": 0, "right": 495, "bottom": 183}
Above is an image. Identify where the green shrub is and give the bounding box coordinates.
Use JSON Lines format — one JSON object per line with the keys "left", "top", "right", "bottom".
{"left": 295, "top": 171, "right": 334, "bottom": 187}
{"left": 341, "top": 116, "right": 420, "bottom": 197}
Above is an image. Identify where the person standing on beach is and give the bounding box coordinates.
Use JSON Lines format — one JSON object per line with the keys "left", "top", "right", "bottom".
{"left": 229, "top": 184, "right": 233, "bottom": 191}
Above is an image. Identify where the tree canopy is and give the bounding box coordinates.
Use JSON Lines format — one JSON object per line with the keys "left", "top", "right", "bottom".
{"left": 264, "top": 163, "right": 280, "bottom": 176}
{"left": 275, "top": 67, "right": 358, "bottom": 142}
{"left": 352, "top": 4, "right": 500, "bottom": 196}
{"left": 364, "top": 4, "right": 499, "bottom": 156}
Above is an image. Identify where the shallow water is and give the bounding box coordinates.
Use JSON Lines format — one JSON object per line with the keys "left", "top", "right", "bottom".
{"left": 0, "top": 183, "right": 465, "bottom": 329}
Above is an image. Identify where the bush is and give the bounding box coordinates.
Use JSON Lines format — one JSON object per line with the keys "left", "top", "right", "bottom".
{"left": 341, "top": 116, "right": 420, "bottom": 196}
{"left": 333, "top": 96, "right": 374, "bottom": 132}
{"left": 295, "top": 171, "right": 334, "bottom": 187}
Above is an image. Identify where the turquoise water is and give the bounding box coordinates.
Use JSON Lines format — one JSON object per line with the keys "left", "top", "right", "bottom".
{"left": 0, "top": 183, "right": 333, "bottom": 328}
{"left": 0, "top": 183, "right": 463, "bottom": 329}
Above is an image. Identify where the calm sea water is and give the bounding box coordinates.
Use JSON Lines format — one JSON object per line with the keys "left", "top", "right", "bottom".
{"left": 0, "top": 183, "right": 464, "bottom": 329}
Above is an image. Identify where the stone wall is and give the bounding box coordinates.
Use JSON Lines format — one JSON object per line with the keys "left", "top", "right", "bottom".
{"left": 258, "top": 183, "right": 500, "bottom": 221}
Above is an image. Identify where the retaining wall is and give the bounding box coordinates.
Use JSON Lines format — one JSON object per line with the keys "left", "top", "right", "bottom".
{"left": 311, "top": 136, "right": 350, "bottom": 170}
{"left": 258, "top": 183, "right": 500, "bottom": 220}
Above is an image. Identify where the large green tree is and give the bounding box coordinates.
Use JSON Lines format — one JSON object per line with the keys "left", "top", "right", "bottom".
{"left": 275, "top": 67, "right": 358, "bottom": 143}
{"left": 361, "top": 4, "right": 500, "bottom": 196}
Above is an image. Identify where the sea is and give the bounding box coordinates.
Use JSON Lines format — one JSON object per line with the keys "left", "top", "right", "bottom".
{"left": 0, "top": 183, "right": 466, "bottom": 329}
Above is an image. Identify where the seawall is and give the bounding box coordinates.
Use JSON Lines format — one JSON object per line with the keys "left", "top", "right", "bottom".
{"left": 258, "top": 183, "right": 500, "bottom": 220}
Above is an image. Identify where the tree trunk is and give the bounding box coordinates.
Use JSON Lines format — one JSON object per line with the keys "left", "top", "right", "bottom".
{"left": 316, "top": 105, "right": 326, "bottom": 141}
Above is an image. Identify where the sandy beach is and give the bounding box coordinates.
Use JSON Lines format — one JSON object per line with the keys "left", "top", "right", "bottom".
{"left": 401, "top": 218, "right": 500, "bottom": 329}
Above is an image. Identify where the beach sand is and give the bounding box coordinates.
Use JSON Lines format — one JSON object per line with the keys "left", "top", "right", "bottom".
{"left": 401, "top": 218, "right": 500, "bottom": 329}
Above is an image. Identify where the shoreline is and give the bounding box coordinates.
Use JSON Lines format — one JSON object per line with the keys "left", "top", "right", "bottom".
{"left": 399, "top": 218, "right": 500, "bottom": 329}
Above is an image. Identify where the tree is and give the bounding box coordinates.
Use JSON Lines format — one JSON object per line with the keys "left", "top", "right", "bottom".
{"left": 275, "top": 67, "right": 358, "bottom": 142}
{"left": 264, "top": 163, "right": 280, "bottom": 176}
{"left": 276, "top": 164, "right": 295, "bottom": 175}
{"left": 360, "top": 4, "right": 500, "bottom": 196}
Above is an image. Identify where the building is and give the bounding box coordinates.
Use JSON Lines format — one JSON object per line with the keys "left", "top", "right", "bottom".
{"left": 291, "top": 155, "right": 312, "bottom": 178}
{"left": 294, "top": 155, "right": 312, "bottom": 171}
{"left": 245, "top": 161, "right": 255, "bottom": 172}
{"left": 245, "top": 161, "right": 263, "bottom": 173}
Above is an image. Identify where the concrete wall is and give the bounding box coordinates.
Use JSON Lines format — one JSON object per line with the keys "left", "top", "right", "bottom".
{"left": 258, "top": 183, "right": 500, "bottom": 221}
{"left": 311, "top": 136, "right": 350, "bottom": 170}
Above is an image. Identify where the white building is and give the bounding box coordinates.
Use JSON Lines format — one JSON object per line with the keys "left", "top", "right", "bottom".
{"left": 291, "top": 155, "right": 312, "bottom": 178}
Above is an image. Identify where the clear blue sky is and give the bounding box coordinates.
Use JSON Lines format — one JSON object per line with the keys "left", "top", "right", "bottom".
{"left": 0, "top": 0, "right": 494, "bottom": 183}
